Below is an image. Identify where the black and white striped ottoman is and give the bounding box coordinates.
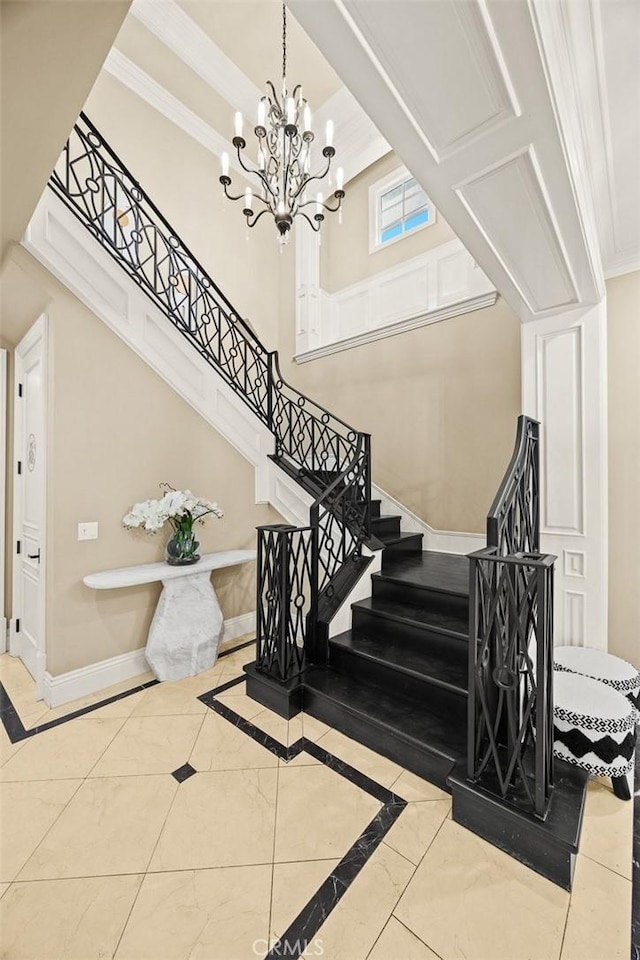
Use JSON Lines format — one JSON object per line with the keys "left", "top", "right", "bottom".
{"left": 554, "top": 645, "right": 640, "bottom": 710}
{"left": 553, "top": 671, "right": 636, "bottom": 801}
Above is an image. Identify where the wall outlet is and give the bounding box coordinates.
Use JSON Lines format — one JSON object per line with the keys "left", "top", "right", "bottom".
{"left": 78, "top": 522, "right": 99, "bottom": 541}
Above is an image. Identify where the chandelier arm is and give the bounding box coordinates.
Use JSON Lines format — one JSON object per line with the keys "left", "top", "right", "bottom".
{"left": 296, "top": 210, "right": 322, "bottom": 232}
{"left": 293, "top": 156, "right": 333, "bottom": 197}
{"left": 245, "top": 208, "right": 272, "bottom": 229}
{"left": 297, "top": 192, "right": 343, "bottom": 214}
{"left": 220, "top": 180, "right": 248, "bottom": 203}
{"left": 266, "top": 81, "right": 283, "bottom": 115}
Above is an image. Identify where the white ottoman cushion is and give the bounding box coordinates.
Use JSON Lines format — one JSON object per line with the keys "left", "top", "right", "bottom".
{"left": 553, "top": 671, "right": 636, "bottom": 779}
{"left": 554, "top": 646, "right": 640, "bottom": 701}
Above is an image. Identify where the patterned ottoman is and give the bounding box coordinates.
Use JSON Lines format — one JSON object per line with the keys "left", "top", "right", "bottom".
{"left": 554, "top": 645, "right": 640, "bottom": 709}
{"left": 553, "top": 671, "right": 636, "bottom": 800}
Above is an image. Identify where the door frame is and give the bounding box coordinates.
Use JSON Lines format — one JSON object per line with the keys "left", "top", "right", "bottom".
{"left": 11, "top": 314, "right": 49, "bottom": 698}
{"left": 0, "top": 348, "right": 7, "bottom": 653}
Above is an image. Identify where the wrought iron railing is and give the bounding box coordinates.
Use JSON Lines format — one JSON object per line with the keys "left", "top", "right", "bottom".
{"left": 467, "top": 416, "right": 555, "bottom": 819}
{"left": 486, "top": 415, "right": 539, "bottom": 554}
{"left": 50, "top": 114, "right": 371, "bottom": 674}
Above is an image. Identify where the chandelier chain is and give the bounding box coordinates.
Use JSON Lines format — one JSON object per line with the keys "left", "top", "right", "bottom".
{"left": 282, "top": 3, "right": 287, "bottom": 84}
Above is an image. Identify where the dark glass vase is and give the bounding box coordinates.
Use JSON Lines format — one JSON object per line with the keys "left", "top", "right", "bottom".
{"left": 165, "top": 527, "right": 200, "bottom": 566}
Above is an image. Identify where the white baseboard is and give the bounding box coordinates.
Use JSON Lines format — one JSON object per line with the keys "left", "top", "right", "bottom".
{"left": 372, "top": 482, "right": 484, "bottom": 555}
{"left": 220, "top": 611, "right": 256, "bottom": 650}
{"left": 42, "top": 647, "right": 150, "bottom": 708}
{"left": 42, "top": 612, "right": 257, "bottom": 707}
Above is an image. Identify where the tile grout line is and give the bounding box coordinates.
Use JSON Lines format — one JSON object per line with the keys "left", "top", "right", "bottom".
{"left": 392, "top": 914, "right": 448, "bottom": 960}
{"left": 6, "top": 776, "right": 87, "bottom": 887}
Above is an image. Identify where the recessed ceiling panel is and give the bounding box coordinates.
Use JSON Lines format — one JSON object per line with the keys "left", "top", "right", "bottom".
{"left": 457, "top": 150, "right": 578, "bottom": 313}
{"left": 345, "top": 0, "right": 518, "bottom": 160}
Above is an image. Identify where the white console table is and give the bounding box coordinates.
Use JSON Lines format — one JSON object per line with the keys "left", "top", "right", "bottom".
{"left": 84, "top": 550, "right": 257, "bottom": 681}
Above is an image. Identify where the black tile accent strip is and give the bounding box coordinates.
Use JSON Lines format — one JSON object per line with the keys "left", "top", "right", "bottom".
{"left": 0, "top": 678, "right": 160, "bottom": 744}
{"left": 268, "top": 801, "right": 406, "bottom": 960}
{"left": 171, "top": 762, "right": 198, "bottom": 783}
{"left": 217, "top": 638, "right": 256, "bottom": 659}
{"left": 199, "top": 673, "right": 409, "bottom": 960}
{"left": 632, "top": 731, "right": 639, "bottom": 960}
{"left": 0, "top": 637, "right": 256, "bottom": 745}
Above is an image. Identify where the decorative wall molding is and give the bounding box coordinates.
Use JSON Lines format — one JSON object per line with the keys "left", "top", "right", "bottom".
{"left": 455, "top": 147, "right": 579, "bottom": 315}
{"left": 295, "top": 238, "right": 497, "bottom": 362}
{"left": 522, "top": 302, "right": 608, "bottom": 650}
{"left": 530, "top": 0, "right": 640, "bottom": 282}
{"left": 291, "top": 0, "right": 603, "bottom": 321}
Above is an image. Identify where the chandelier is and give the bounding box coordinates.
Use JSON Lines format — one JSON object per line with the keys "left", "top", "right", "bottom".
{"left": 219, "top": 3, "right": 344, "bottom": 240}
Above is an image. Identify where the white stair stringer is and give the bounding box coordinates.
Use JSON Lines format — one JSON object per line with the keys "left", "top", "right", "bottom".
{"left": 23, "top": 191, "right": 312, "bottom": 527}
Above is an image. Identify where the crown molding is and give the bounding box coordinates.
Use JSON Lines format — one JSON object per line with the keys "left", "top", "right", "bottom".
{"left": 131, "top": 0, "right": 261, "bottom": 118}
{"left": 104, "top": 49, "right": 244, "bottom": 176}
{"left": 129, "top": 0, "right": 387, "bottom": 186}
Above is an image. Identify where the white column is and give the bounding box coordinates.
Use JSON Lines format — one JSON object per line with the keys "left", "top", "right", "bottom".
{"left": 295, "top": 225, "right": 324, "bottom": 355}
{"left": 521, "top": 301, "right": 608, "bottom": 650}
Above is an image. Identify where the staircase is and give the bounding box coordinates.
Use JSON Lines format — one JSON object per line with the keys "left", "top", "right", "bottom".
{"left": 304, "top": 503, "right": 469, "bottom": 791}
{"left": 44, "top": 117, "right": 586, "bottom": 891}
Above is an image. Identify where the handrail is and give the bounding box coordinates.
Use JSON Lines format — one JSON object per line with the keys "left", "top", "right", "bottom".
{"left": 486, "top": 415, "right": 539, "bottom": 554}
{"left": 49, "top": 113, "right": 371, "bottom": 668}
{"left": 467, "top": 415, "right": 554, "bottom": 819}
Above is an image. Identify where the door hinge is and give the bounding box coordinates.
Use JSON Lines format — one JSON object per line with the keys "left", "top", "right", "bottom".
{"left": 16, "top": 540, "right": 21, "bottom": 555}
{"left": 17, "top": 460, "right": 22, "bottom": 475}
{"left": 18, "top": 383, "right": 23, "bottom": 398}
{"left": 15, "top": 618, "right": 20, "bottom": 634}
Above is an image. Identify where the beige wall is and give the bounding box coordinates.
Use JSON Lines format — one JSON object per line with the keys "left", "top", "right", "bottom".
{"left": 0, "top": 0, "right": 130, "bottom": 261}
{"left": 279, "top": 237, "right": 521, "bottom": 533}
{"left": 320, "top": 151, "right": 458, "bottom": 293}
{"left": 1, "top": 246, "right": 281, "bottom": 677}
{"left": 607, "top": 270, "right": 640, "bottom": 666}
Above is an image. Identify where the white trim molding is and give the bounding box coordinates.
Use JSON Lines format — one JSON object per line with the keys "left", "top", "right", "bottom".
{"left": 522, "top": 301, "right": 608, "bottom": 649}
{"left": 0, "top": 349, "right": 7, "bottom": 653}
{"left": 42, "top": 612, "right": 257, "bottom": 707}
{"left": 295, "top": 238, "right": 497, "bottom": 362}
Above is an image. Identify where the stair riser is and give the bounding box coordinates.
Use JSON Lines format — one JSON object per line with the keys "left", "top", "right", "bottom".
{"left": 370, "top": 516, "right": 402, "bottom": 539}
{"left": 302, "top": 687, "right": 457, "bottom": 791}
{"left": 381, "top": 534, "right": 423, "bottom": 560}
{"left": 351, "top": 607, "right": 469, "bottom": 659}
{"left": 370, "top": 500, "right": 381, "bottom": 520}
{"left": 328, "top": 643, "right": 468, "bottom": 704}
{"left": 372, "top": 577, "right": 469, "bottom": 620}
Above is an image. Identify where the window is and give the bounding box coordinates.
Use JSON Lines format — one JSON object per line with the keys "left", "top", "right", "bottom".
{"left": 369, "top": 167, "right": 436, "bottom": 252}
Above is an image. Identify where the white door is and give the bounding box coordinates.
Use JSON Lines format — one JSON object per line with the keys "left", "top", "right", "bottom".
{"left": 11, "top": 314, "right": 48, "bottom": 695}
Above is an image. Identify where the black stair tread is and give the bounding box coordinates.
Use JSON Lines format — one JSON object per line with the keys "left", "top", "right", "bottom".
{"left": 377, "top": 550, "right": 470, "bottom": 597}
{"left": 304, "top": 666, "right": 467, "bottom": 761}
{"left": 330, "top": 629, "right": 467, "bottom": 695}
{"left": 378, "top": 531, "right": 423, "bottom": 546}
{"left": 371, "top": 514, "right": 403, "bottom": 523}
{"left": 353, "top": 596, "right": 469, "bottom": 640}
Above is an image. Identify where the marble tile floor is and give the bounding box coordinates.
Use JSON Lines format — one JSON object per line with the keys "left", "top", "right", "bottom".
{"left": 0, "top": 642, "right": 634, "bottom": 960}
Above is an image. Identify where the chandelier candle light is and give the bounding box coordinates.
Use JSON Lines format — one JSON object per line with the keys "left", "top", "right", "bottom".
{"left": 219, "top": 2, "right": 345, "bottom": 240}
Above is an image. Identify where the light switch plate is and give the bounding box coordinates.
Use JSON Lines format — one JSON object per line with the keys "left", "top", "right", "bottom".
{"left": 78, "top": 521, "right": 99, "bottom": 541}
